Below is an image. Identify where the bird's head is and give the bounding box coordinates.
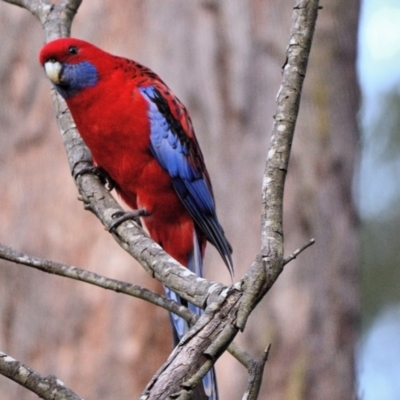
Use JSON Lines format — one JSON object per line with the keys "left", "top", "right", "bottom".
{"left": 39, "top": 38, "right": 101, "bottom": 98}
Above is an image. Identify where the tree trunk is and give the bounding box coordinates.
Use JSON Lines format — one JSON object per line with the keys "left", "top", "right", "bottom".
{"left": 0, "top": 1, "right": 360, "bottom": 399}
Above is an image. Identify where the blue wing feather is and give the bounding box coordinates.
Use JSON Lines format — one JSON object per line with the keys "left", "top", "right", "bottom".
{"left": 139, "top": 86, "right": 233, "bottom": 275}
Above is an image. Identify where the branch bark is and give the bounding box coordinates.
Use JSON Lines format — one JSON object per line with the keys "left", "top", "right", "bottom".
{"left": 0, "top": 352, "right": 82, "bottom": 400}
{"left": 0, "top": 242, "right": 195, "bottom": 323}
{"left": 0, "top": 242, "right": 256, "bottom": 375}
{"left": 237, "top": 0, "right": 320, "bottom": 330}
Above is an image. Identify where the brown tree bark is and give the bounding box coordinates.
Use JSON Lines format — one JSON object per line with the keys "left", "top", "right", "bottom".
{"left": 0, "top": 1, "right": 359, "bottom": 399}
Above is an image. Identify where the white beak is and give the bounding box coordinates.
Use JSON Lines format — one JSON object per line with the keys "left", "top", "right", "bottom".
{"left": 44, "top": 60, "right": 62, "bottom": 84}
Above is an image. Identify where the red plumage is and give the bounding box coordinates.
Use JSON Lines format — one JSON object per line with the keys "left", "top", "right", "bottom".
{"left": 40, "top": 39, "right": 206, "bottom": 267}
{"left": 40, "top": 37, "right": 233, "bottom": 400}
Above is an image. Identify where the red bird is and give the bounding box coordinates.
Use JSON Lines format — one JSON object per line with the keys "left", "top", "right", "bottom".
{"left": 39, "top": 38, "right": 233, "bottom": 399}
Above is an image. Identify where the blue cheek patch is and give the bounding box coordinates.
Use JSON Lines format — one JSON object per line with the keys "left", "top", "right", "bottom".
{"left": 55, "top": 61, "right": 99, "bottom": 98}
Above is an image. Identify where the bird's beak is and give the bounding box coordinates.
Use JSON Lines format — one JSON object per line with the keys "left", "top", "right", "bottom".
{"left": 44, "top": 60, "right": 63, "bottom": 84}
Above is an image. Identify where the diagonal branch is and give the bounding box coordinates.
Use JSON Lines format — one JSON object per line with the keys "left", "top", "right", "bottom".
{"left": 0, "top": 242, "right": 195, "bottom": 322}
{"left": 283, "top": 238, "right": 316, "bottom": 266}
{"left": 0, "top": 242, "right": 256, "bottom": 373}
{"left": 0, "top": 351, "right": 83, "bottom": 400}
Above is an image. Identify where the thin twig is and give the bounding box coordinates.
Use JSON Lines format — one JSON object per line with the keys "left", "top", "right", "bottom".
{"left": 283, "top": 238, "right": 316, "bottom": 266}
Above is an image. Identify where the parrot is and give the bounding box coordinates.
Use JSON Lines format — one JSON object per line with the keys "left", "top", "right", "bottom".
{"left": 39, "top": 38, "right": 233, "bottom": 400}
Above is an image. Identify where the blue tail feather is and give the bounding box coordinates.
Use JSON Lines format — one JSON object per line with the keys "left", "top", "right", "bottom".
{"left": 163, "top": 231, "right": 219, "bottom": 400}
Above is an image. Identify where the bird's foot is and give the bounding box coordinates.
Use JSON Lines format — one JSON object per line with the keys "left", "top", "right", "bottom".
{"left": 73, "top": 165, "right": 116, "bottom": 191}
{"left": 108, "top": 208, "right": 150, "bottom": 232}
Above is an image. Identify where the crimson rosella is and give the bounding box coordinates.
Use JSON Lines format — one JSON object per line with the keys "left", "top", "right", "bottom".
{"left": 39, "top": 38, "right": 233, "bottom": 399}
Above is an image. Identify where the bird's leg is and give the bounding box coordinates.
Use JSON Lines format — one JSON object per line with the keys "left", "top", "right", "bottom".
{"left": 108, "top": 208, "right": 151, "bottom": 232}
{"left": 73, "top": 165, "right": 116, "bottom": 191}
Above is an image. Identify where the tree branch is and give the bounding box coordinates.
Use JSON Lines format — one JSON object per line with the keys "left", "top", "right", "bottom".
{"left": 142, "top": 287, "right": 243, "bottom": 399}
{"left": 236, "top": 0, "right": 320, "bottom": 331}
{"left": 0, "top": 351, "right": 83, "bottom": 400}
{"left": 242, "top": 344, "right": 271, "bottom": 400}
{"left": 0, "top": 242, "right": 195, "bottom": 323}
{"left": 3, "top": 0, "right": 81, "bottom": 40}
{"left": 0, "top": 242, "right": 256, "bottom": 374}
{"left": 261, "top": 0, "right": 320, "bottom": 255}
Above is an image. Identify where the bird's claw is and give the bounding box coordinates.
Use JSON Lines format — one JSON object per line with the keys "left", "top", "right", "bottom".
{"left": 73, "top": 165, "right": 116, "bottom": 191}
{"left": 108, "top": 208, "right": 150, "bottom": 232}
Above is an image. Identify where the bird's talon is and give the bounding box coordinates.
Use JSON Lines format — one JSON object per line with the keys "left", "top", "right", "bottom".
{"left": 73, "top": 165, "right": 95, "bottom": 180}
{"left": 74, "top": 165, "right": 116, "bottom": 191}
{"left": 108, "top": 208, "right": 149, "bottom": 232}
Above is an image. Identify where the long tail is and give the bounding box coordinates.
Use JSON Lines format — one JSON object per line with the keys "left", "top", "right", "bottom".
{"left": 163, "top": 231, "right": 218, "bottom": 400}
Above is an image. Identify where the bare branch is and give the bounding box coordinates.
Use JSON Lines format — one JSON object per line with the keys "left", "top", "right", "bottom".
{"left": 242, "top": 344, "right": 271, "bottom": 400}
{"left": 236, "top": 0, "right": 320, "bottom": 331}
{"left": 261, "top": 0, "right": 320, "bottom": 256}
{"left": 283, "top": 238, "right": 316, "bottom": 266}
{"left": 226, "top": 341, "right": 255, "bottom": 369}
{"left": 41, "top": 0, "right": 320, "bottom": 397}
{"left": 142, "top": 287, "right": 242, "bottom": 399}
{"left": 2, "top": 0, "right": 41, "bottom": 11}
{"left": 0, "top": 352, "right": 82, "bottom": 400}
{"left": 2, "top": 0, "right": 81, "bottom": 39}
{"left": 0, "top": 242, "right": 195, "bottom": 323}
{"left": 0, "top": 242, "right": 255, "bottom": 372}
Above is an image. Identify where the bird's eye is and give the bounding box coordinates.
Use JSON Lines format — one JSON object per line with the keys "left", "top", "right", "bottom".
{"left": 68, "top": 46, "right": 78, "bottom": 55}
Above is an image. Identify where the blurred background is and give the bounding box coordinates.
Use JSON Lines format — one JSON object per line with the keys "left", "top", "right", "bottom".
{"left": 0, "top": 0, "right": 395, "bottom": 399}
{"left": 357, "top": 1, "right": 400, "bottom": 399}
